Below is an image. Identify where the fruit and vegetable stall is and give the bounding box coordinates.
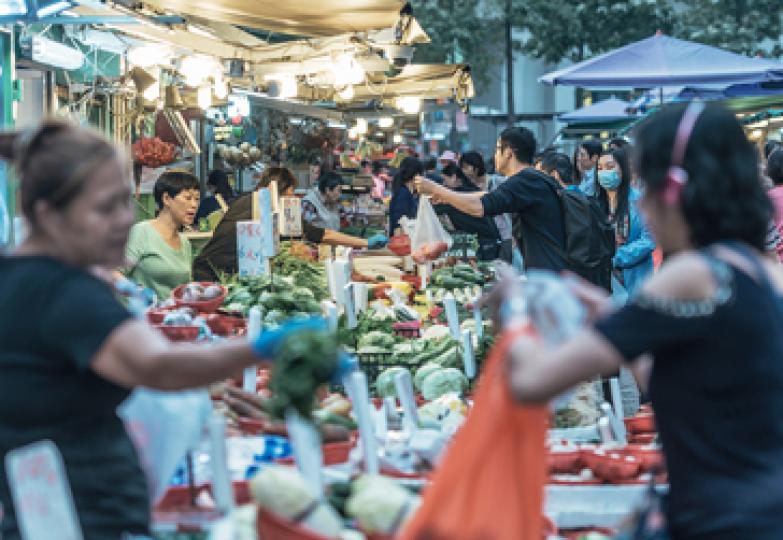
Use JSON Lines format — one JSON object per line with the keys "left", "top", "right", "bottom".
{"left": 141, "top": 235, "right": 663, "bottom": 540}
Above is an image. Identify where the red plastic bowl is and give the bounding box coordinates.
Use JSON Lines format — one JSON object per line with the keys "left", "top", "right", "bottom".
{"left": 154, "top": 324, "right": 200, "bottom": 342}
{"left": 547, "top": 450, "right": 582, "bottom": 474}
{"left": 591, "top": 453, "right": 641, "bottom": 483}
{"left": 205, "top": 313, "right": 246, "bottom": 337}
{"left": 146, "top": 308, "right": 171, "bottom": 324}
{"left": 624, "top": 413, "right": 656, "bottom": 435}
{"left": 172, "top": 282, "right": 227, "bottom": 313}
{"left": 622, "top": 444, "right": 665, "bottom": 473}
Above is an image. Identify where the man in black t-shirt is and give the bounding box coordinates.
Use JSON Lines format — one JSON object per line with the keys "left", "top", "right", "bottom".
{"left": 415, "top": 127, "right": 567, "bottom": 271}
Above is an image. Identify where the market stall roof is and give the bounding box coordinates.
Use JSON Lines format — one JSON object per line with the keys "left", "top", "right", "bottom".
{"left": 354, "top": 63, "right": 474, "bottom": 101}
{"left": 131, "top": 0, "right": 410, "bottom": 37}
{"left": 540, "top": 33, "right": 783, "bottom": 87}
{"left": 559, "top": 97, "right": 635, "bottom": 123}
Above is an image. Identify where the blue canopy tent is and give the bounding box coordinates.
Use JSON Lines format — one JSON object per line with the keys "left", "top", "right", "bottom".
{"left": 559, "top": 97, "right": 636, "bottom": 123}
{"left": 540, "top": 34, "right": 783, "bottom": 87}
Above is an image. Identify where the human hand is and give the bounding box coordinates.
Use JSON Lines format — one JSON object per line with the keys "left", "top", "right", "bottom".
{"left": 367, "top": 233, "right": 388, "bottom": 249}
{"left": 414, "top": 175, "right": 438, "bottom": 196}
{"left": 562, "top": 271, "right": 614, "bottom": 323}
{"left": 251, "top": 317, "right": 328, "bottom": 360}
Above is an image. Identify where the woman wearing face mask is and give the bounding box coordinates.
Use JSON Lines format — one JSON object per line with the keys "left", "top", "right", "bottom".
{"left": 125, "top": 170, "right": 200, "bottom": 300}
{"left": 596, "top": 147, "right": 655, "bottom": 296}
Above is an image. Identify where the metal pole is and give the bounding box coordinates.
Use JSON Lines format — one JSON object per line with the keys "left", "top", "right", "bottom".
{"left": 1, "top": 29, "right": 16, "bottom": 248}
{"left": 505, "top": 0, "right": 515, "bottom": 128}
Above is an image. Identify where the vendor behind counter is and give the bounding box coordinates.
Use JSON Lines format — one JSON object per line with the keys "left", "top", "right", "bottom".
{"left": 192, "top": 168, "right": 386, "bottom": 282}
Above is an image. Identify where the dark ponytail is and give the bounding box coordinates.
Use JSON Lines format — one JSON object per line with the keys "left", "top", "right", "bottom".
{"left": 393, "top": 156, "right": 423, "bottom": 194}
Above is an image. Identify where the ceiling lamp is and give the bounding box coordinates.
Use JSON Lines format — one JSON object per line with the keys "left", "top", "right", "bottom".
{"left": 214, "top": 74, "right": 228, "bottom": 100}
{"left": 197, "top": 86, "right": 212, "bottom": 110}
{"left": 265, "top": 75, "right": 298, "bottom": 99}
{"left": 180, "top": 55, "right": 219, "bottom": 87}
{"left": 332, "top": 53, "right": 365, "bottom": 87}
{"left": 393, "top": 134, "right": 403, "bottom": 144}
{"left": 127, "top": 44, "right": 172, "bottom": 69}
{"left": 355, "top": 118, "right": 368, "bottom": 135}
{"left": 396, "top": 96, "right": 421, "bottom": 115}
{"left": 378, "top": 117, "right": 394, "bottom": 128}
{"left": 348, "top": 127, "right": 359, "bottom": 140}
{"left": 337, "top": 85, "right": 355, "bottom": 101}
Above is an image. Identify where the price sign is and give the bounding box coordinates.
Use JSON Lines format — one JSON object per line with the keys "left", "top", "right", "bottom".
{"left": 6, "top": 440, "right": 83, "bottom": 540}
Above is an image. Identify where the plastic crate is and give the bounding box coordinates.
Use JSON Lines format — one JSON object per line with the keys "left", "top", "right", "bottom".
{"left": 257, "top": 508, "right": 333, "bottom": 540}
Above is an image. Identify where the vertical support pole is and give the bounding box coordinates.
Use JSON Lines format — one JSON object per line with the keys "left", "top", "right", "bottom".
{"left": 1, "top": 29, "right": 16, "bottom": 247}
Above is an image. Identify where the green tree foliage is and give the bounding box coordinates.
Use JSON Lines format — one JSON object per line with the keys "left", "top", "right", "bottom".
{"left": 674, "top": 0, "right": 783, "bottom": 56}
{"left": 514, "top": 0, "right": 674, "bottom": 63}
{"left": 410, "top": 0, "right": 505, "bottom": 89}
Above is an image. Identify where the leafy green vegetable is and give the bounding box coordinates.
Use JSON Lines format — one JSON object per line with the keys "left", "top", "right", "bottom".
{"left": 358, "top": 331, "right": 397, "bottom": 351}
{"left": 420, "top": 368, "right": 468, "bottom": 401}
{"left": 267, "top": 331, "right": 339, "bottom": 420}
{"left": 375, "top": 367, "right": 409, "bottom": 398}
{"left": 414, "top": 363, "right": 442, "bottom": 392}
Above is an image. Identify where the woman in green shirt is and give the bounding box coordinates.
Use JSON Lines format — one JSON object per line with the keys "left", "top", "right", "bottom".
{"left": 126, "top": 170, "right": 200, "bottom": 300}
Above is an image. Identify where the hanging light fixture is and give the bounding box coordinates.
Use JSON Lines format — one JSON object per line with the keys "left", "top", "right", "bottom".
{"left": 355, "top": 118, "right": 368, "bottom": 135}
{"left": 337, "top": 85, "right": 355, "bottom": 101}
{"left": 393, "top": 134, "right": 403, "bottom": 144}
{"left": 378, "top": 117, "right": 394, "bottom": 128}
{"left": 197, "top": 86, "right": 212, "bottom": 110}
{"left": 396, "top": 96, "right": 421, "bottom": 115}
{"left": 127, "top": 44, "right": 172, "bottom": 69}
{"left": 331, "top": 52, "right": 365, "bottom": 87}
{"left": 180, "top": 55, "right": 218, "bottom": 87}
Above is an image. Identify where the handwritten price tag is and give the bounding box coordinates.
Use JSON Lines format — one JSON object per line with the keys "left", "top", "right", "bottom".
{"left": 5, "top": 440, "right": 83, "bottom": 540}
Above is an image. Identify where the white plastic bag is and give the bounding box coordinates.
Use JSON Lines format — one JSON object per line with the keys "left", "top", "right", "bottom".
{"left": 118, "top": 388, "right": 213, "bottom": 503}
{"left": 411, "top": 195, "right": 453, "bottom": 263}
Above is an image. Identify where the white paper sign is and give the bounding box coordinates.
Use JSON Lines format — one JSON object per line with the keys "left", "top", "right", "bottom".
{"left": 462, "top": 329, "right": 476, "bottom": 380}
{"left": 279, "top": 196, "right": 303, "bottom": 237}
{"left": 6, "top": 440, "right": 83, "bottom": 540}
{"left": 444, "top": 293, "right": 460, "bottom": 339}
{"left": 322, "top": 301, "right": 339, "bottom": 333}
{"left": 344, "top": 283, "right": 357, "bottom": 329}
{"left": 344, "top": 371, "right": 379, "bottom": 475}
{"left": 208, "top": 415, "right": 234, "bottom": 515}
{"left": 285, "top": 409, "right": 324, "bottom": 496}
{"left": 257, "top": 189, "right": 277, "bottom": 257}
{"left": 472, "top": 302, "right": 484, "bottom": 340}
{"left": 236, "top": 221, "right": 268, "bottom": 277}
{"left": 394, "top": 370, "right": 419, "bottom": 434}
{"left": 244, "top": 307, "right": 262, "bottom": 391}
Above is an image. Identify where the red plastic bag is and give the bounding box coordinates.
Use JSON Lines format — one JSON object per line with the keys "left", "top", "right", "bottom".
{"left": 399, "top": 326, "right": 549, "bottom": 540}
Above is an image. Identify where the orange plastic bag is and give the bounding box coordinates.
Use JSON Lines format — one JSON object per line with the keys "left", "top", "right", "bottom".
{"left": 399, "top": 327, "right": 549, "bottom": 540}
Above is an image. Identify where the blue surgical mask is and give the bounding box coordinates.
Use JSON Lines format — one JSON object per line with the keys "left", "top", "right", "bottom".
{"left": 597, "top": 169, "right": 621, "bottom": 190}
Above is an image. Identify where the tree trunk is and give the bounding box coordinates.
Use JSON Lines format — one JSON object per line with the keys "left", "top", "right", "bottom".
{"left": 505, "top": 0, "right": 515, "bottom": 127}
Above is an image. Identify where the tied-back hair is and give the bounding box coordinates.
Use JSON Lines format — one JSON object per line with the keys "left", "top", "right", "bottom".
{"left": 596, "top": 146, "right": 632, "bottom": 229}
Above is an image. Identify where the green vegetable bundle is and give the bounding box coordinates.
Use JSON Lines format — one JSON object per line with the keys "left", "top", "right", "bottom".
{"left": 267, "top": 330, "right": 339, "bottom": 420}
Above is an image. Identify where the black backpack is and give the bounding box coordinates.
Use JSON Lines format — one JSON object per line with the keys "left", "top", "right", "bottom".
{"left": 542, "top": 177, "right": 615, "bottom": 290}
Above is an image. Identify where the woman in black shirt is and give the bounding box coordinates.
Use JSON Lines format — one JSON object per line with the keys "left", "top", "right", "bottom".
{"left": 437, "top": 163, "right": 501, "bottom": 261}
{"left": 0, "top": 121, "right": 338, "bottom": 539}
{"left": 499, "top": 104, "right": 783, "bottom": 539}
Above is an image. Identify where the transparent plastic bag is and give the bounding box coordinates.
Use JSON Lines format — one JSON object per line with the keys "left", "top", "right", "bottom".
{"left": 411, "top": 195, "right": 453, "bottom": 263}
{"left": 118, "top": 388, "right": 213, "bottom": 503}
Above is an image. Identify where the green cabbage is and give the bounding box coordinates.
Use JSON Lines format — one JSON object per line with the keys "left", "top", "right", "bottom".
{"left": 346, "top": 475, "right": 420, "bottom": 535}
{"left": 358, "top": 331, "right": 396, "bottom": 350}
{"left": 414, "top": 363, "right": 442, "bottom": 392}
{"left": 420, "top": 368, "right": 468, "bottom": 401}
{"left": 375, "top": 367, "right": 409, "bottom": 398}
